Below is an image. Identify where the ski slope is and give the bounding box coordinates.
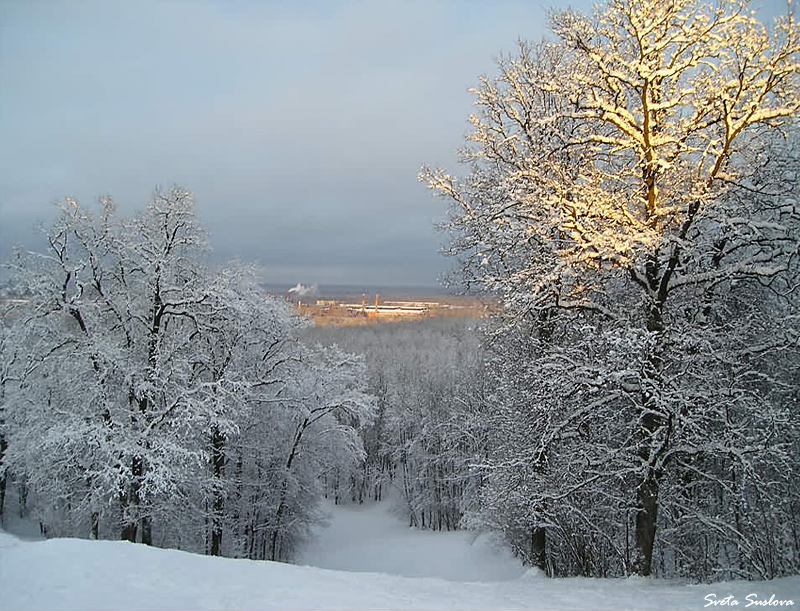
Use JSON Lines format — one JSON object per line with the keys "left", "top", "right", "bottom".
{"left": 1, "top": 501, "right": 798, "bottom": 610}
{"left": 297, "top": 499, "right": 525, "bottom": 581}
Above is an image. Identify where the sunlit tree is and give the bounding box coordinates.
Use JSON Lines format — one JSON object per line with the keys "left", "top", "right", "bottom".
{"left": 425, "top": 0, "right": 800, "bottom": 577}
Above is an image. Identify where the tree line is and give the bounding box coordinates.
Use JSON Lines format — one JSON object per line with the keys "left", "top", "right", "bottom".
{"left": 308, "top": 317, "right": 486, "bottom": 532}
{"left": 0, "top": 188, "right": 373, "bottom": 561}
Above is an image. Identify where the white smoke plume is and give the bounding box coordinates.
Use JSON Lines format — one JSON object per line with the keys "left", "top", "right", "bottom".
{"left": 287, "top": 283, "right": 319, "bottom": 298}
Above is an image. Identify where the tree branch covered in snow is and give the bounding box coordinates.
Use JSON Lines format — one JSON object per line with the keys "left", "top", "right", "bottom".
{"left": 424, "top": 0, "right": 800, "bottom": 580}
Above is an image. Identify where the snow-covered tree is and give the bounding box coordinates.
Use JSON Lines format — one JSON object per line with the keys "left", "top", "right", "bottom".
{"left": 425, "top": 0, "right": 800, "bottom": 578}
{"left": 309, "top": 318, "right": 487, "bottom": 531}
{"left": 3, "top": 188, "right": 375, "bottom": 561}
{"left": 0, "top": 304, "right": 21, "bottom": 525}
{"left": 3, "top": 190, "right": 214, "bottom": 541}
{"left": 264, "top": 344, "right": 374, "bottom": 561}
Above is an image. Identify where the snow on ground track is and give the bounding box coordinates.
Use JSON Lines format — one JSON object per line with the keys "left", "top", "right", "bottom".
{"left": 2, "top": 529, "right": 800, "bottom": 610}
{"left": 297, "top": 499, "right": 525, "bottom": 581}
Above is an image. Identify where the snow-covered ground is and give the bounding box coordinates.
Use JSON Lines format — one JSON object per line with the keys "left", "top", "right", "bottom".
{"left": 297, "top": 499, "right": 525, "bottom": 581}
{"left": 1, "top": 501, "right": 798, "bottom": 610}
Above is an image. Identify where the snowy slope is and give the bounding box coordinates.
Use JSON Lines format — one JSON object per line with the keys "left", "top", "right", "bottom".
{"left": 297, "top": 499, "right": 525, "bottom": 581}
{"left": 1, "top": 503, "right": 798, "bottom": 610}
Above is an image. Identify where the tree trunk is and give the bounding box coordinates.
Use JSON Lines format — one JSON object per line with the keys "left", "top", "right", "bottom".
{"left": 268, "top": 499, "right": 286, "bottom": 561}
{"left": 0, "top": 382, "right": 6, "bottom": 525}
{"left": 210, "top": 427, "right": 225, "bottom": 556}
{"left": 269, "top": 418, "right": 308, "bottom": 561}
{"left": 121, "top": 519, "right": 137, "bottom": 542}
{"left": 0, "top": 472, "right": 5, "bottom": 528}
{"left": 631, "top": 257, "right": 669, "bottom": 577}
{"left": 531, "top": 526, "right": 547, "bottom": 573}
{"left": 633, "top": 470, "right": 659, "bottom": 576}
{"left": 121, "top": 455, "right": 143, "bottom": 542}
{"left": 90, "top": 511, "right": 99, "bottom": 539}
{"left": 17, "top": 481, "right": 27, "bottom": 517}
{"left": 140, "top": 515, "right": 152, "bottom": 545}
{"left": 0, "top": 433, "right": 6, "bottom": 527}
{"left": 210, "top": 523, "right": 223, "bottom": 557}
{"left": 126, "top": 282, "right": 161, "bottom": 548}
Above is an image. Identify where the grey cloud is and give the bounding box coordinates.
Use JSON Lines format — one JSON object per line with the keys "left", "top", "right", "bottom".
{"left": 0, "top": 0, "right": 594, "bottom": 286}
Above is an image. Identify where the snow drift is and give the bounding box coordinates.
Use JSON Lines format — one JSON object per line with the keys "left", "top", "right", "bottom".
{"left": 1, "top": 528, "right": 798, "bottom": 610}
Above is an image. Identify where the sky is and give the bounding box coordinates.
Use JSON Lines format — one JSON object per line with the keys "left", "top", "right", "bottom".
{"left": 0, "top": 0, "right": 787, "bottom": 288}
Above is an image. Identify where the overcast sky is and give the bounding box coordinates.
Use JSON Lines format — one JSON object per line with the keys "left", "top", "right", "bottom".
{"left": 0, "top": 0, "right": 786, "bottom": 288}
